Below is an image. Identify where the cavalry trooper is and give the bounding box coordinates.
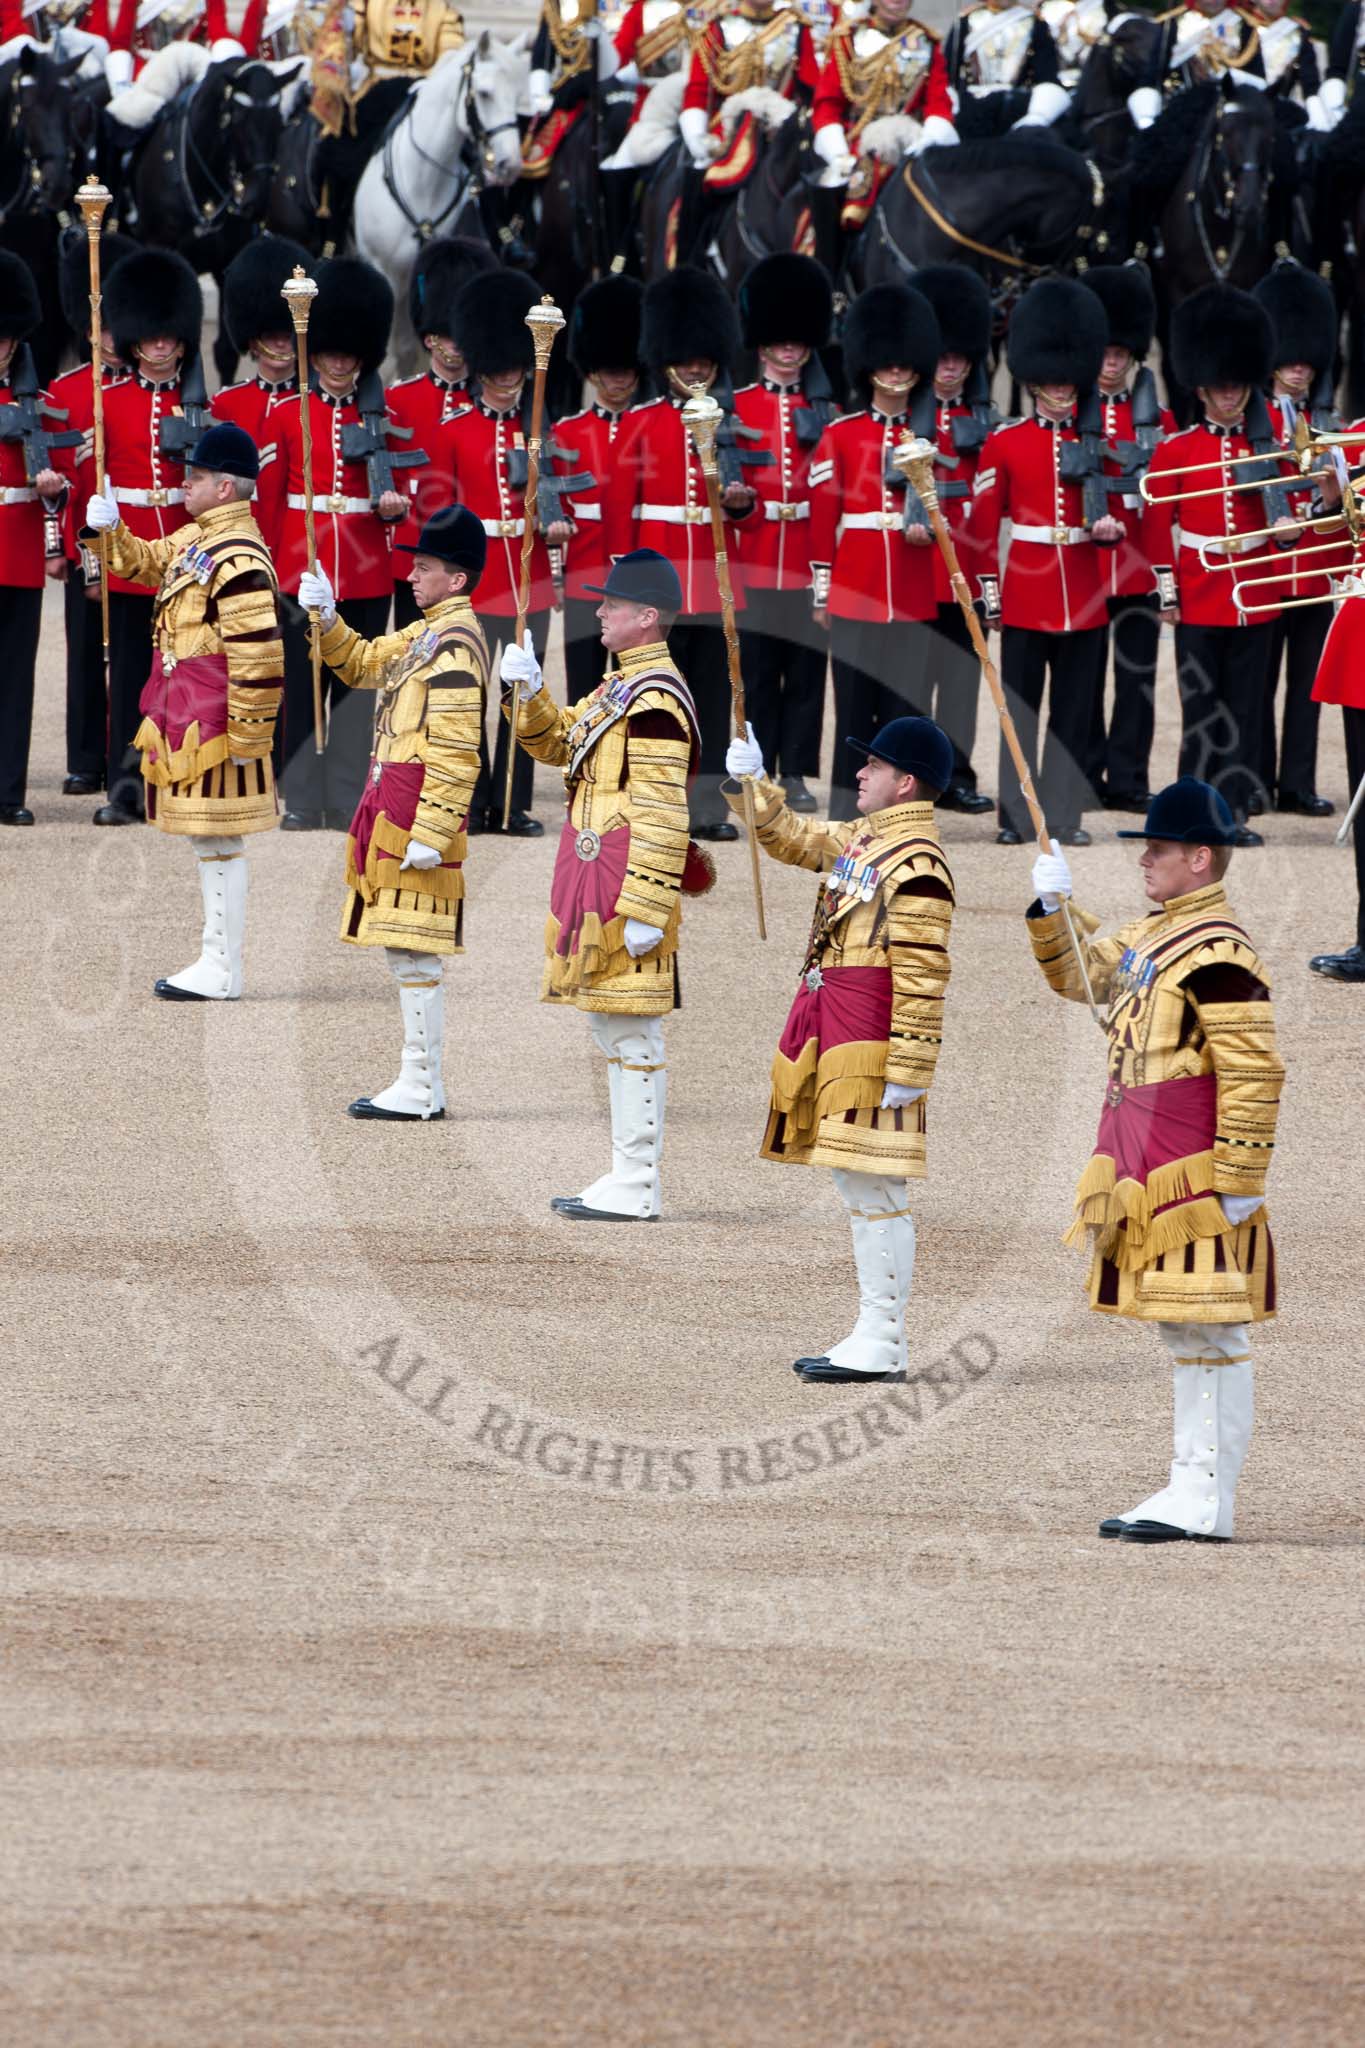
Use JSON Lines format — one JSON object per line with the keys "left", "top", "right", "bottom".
{"left": 386, "top": 234, "right": 496, "bottom": 630}
{"left": 943, "top": 0, "right": 1072, "bottom": 132}
{"left": 254, "top": 256, "right": 411, "bottom": 832}
{"left": 733, "top": 252, "right": 837, "bottom": 815}
{"left": 523, "top": 1, "right": 621, "bottom": 178}
{"left": 807, "top": 280, "right": 942, "bottom": 819}
{"left": 83, "top": 423, "right": 283, "bottom": 999}
{"left": 501, "top": 549, "right": 705, "bottom": 1223}
{"left": 209, "top": 236, "right": 314, "bottom": 480}
{"left": 1142, "top": 284, "right": 1299, "bottom": 846}
{"left": 1245, "top": 0, "right": 1326, "bottom": 117}
{"left": 1157, "top": 0, "right": 1266, "bottom": 91}
{"left": 725, "top": 713, "right": 956, "bottom": 1384}
{"left": 79, "top": 247, "right": 204, "bottom": 827}
{"left": 298, "top": 506, "right": 488, "bottom": 1121}
{"left": 1079, "top": 263, "right": 1174, "bottom": 816}
{"left": 679, "top": 0, "right": 819, "bottom": 205}
{"left": 972, "top": 276, "right": 1123, "bottom": 848}
{"left": 600, "top": 0, "right": 692, "bottom": 202}
{"left": 1028, "top": 778, "right": 1284, "bottom": 1543}
{"left": 351, "top": 0, "right": 465, "bottom": 79}
{"left": 1324, "top": 1, "right": 1365, "bottom": 120}
{"left": 909, "top": 262, "right": 996, "bottom": 815}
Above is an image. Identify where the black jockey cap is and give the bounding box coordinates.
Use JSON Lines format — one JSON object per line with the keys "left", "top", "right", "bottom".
{"left": 846, "top": 715, "right": 954, "bottom": 794}
{"left": 186, "top": 422, "right": 259, "bottom": 481}
{"left": 1116, "top": 777, "right": 1238, "bottom": 845}
{"left": 0, "top": 251, "right": 41, "bottom": 341}
{"left": 395, "top": 504, "right": 488, "bottom": 582}
{"left": 583, "top": 548, "right": 682, "bottom": 615}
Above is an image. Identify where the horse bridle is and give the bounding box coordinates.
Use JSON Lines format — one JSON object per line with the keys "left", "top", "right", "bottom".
{"left": 177, "top": 70, "right": 280, "bottom": 228}
{"left": 1193, "top": 100, "right": 1266, "bottom": 281}
{"left": 0, "top": 72, "right": 66, "bottom": 224}
{"left": 381, "top": 53, "right": 517, "bottom": 243}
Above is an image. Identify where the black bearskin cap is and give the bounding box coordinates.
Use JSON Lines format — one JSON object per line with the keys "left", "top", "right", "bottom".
{"left": 1171, "top": 284, "right": 1272, "bottom": 392}
{"left": 59, "top": 230, "right": 137, "bottom": 336}
{"left": 569, "top": 273, "right": 644, "bottom": 376}
{"left": 454, "top": 269, "right": 541, "bottom": 379}
{"left": 105, "top": 249, "right": 203, "bottom": 362}
{"left": 409, "top": 235, "right": 498, "bottom": 342}
{"left": 221, "top": 236, "right": 313, "bottom": 354}
{"left": 1253, "top": 263, "right": 1338, "bottom": 375}
{"left": 0, "top": 250, "right": 42, "bottom": 340}
{"left": 1080, "top": 263, "right": 1156, "bottom": 359}
{"left": 843, "top": 283, "right": 941, "bottom": 397}
{"left": 640, "top": 266, "right": 739, "bottom": 374}
{"left": 739, "top": 252, "right": 833, "bottom": 351}
{"left": 309, "top": 256, "right": 393, "bottom": 376}
{"left": 910, "top": 264, "right": 991, "bottom": 362}
{"left": 1007, "top": 277, "right": 1106, "bottom": 390}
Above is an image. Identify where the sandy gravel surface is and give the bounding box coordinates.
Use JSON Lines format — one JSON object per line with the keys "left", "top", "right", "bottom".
{"left": 3, "top": 587, "right": 1364, "bottom": 2046}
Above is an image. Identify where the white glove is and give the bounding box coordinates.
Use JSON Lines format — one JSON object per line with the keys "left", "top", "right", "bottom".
{"left": 1125, "top": 85, "right": 1161, "bottom": 130}
{"left": 1321, "top": 76, "right": 1346, "bottom": 118}
{"left": 917, "top": 115, "right": 958, "bottom": 152}
{"left": 725, "top": 721, "right": 765, "bottom": 780}
{"left": 86, "top": 475, "right": 120, "bottom": 530}
{"left": 499, "top": 638, "right": 543, "bottom": 700}
{"left": 623, "top": 918, "right": 663, "bottom": 958}
{"left": 104, "top": 46, "right": 132, "bottom": 93}
{"left": 400, "top": 839, "right": 442, "bottom": 873}
{"left": 680, "top": 104, "right": 719, "bottom": 166}
{"left": 880, "top": 1082, "right": 924, "bottom": 1110}
{"left": 1305, "top": 94, "right": 1334, "bottom": 134}
{"left": 616, "top": 60, "right": 641, "bottom": 87}
{"left": 229, "top": 754, "right": 254, "bottom": 768}
{"left": 812, "top": 120, "right": 855, "bottom": 184}
{"left": 528, "top": 68, "right": 554, "bottom": 118}
{"left": 1015, "top": 81, "right": 1070, "bottom": 128}
{"left": 1031, "top": 836, "right": 1074, "bottom": 911}
{"left": 1220, "top": 1194, "right": 1263, "bottom": 1229}
{"left": 298, "top": 567, "right": 336, "bottom": 624}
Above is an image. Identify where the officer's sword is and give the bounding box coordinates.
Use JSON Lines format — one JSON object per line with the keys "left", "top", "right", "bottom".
{"left": 76, "top": 181, "right": 112, "bottom": 671}
{"left": 893, "top": 435, "right": 1103, "bottom": 1031}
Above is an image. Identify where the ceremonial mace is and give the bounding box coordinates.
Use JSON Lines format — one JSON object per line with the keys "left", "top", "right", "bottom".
{"left": 506, "top": 295, "right": 565, "bottom": 830}
{"left": 75, "top": 181, "right": 112, "bottom": 672}
{"left": 681, "top": 391, "right": 767, "bottom": 941}
{"left": 281, "top": 266, "right": 325, "bottom": 755}
{"left": 893, "top": 436, "right": 1102, "bottom": 1029}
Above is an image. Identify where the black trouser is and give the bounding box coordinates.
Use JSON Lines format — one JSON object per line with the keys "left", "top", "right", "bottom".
{"left": 107, "top": 588, "right": 155, "bottom": 811}
{"left": 1262, "top": 604, "right": 1329, "bottom": 799}
{"left": 0, "top": 585, "right": 43, "bottom": 808}
{"left": 281, "top": 592, "right": 392, "bottom": 822}
{"left": 998, "top": 624, "right": 1104, "bottom": 839}
{"left": 473, "top": 608, "right": 549, "bottom": 818}
{"left": 65, "top": 573, "right": 106, "bottom": 783}
{"left": 392, "top": 578, "right": 419, "bottom": 632}
{"left": 925, "top": 601, "right": 983, "bottom": 792}
{"left": 668, "top": 617, "right": 732, "bottom": 827}
{"left": 1088, "top": 591, "right": 1159, "bottom": 798}
{"left": 738, "top": 587, "right": 826, "bottom": 783}
{"left": 829, "top": 616, "right": 931, "bottom": 819}
{"left": 1345, "top": 708, "right": 1365, "bottom": 948}
{"left": 1174, "top": 621, "right": 1274, "bottom": 825}
{"left": 563, "top": 595, "right": 605, "bottom": 707}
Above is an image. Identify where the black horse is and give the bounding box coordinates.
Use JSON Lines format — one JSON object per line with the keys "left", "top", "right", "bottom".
{"left": 0, "top": 49, "right": 84, "bottom": 382}
{"left": 267, "top": 77, "right": 409, "bottom": 260}
{"left": 639, "top": 102, "right": 810, "bottom": 286}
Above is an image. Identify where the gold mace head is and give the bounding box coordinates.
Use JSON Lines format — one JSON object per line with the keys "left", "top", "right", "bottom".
{"left": 75, "top": 179, "right": 112, "bottom": 232}
{"left": 281, "top": 264, "right": 318, "bottom": 332}
{"left": 892, "top": 434, "right": 936, "bottom": 501}
{"left": 525, "top": 295, "right": 566, "bottom": 367}
{"left": 681, "top": 391, "right": 722, "bottom": 469}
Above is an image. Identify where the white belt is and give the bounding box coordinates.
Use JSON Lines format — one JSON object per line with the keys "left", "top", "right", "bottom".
{"left": 839, "top": 510, "right": 901, "bottom": 533}
{"left": 639, "top": 501, "right": 708, "bottom": 524}
{"left": 763, "top": 500, "right": 809, "bottom": 522}
{"left": 481, "top": 515, "right": 525, "bottom": 537}
{"left": 112, "top": 485, "right": 185, "bottom": 508}
{"left": 572, "top": 502, "right": 602, "bottom": 520}
{"left": 1182, "top": 530, "right": 1256, "bottom": 559}
{"left": 0, "top": 485, "right": 36, "bottom": 505}
{"left": 1010, "top": 523, "right": 1088, "bottom": 546}
{"left": 288, "top": 492, "right": 371, "bottom": 515}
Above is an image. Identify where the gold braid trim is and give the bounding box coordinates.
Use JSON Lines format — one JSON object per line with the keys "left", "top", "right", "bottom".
{"left": 693, "top": 7, "right": 802, "bottom": 95}
{"left": 542, "top": 0, "right": 593, "bottom": 82}
{"left": 135, "top": 716, "right": 230, "bottom": 788}
{"left": 1062, "top": 1147, "right": 1235, "bottom": 1271}
{"left": 832, "top": 22, "right": 931, "bottom": 126}
{"left": 639, "top": 0, "right": 720, "bottom": 70}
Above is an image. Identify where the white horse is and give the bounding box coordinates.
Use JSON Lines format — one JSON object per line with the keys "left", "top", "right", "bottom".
{"left": 353, "top": 31, "right": 527, "bottom": 374}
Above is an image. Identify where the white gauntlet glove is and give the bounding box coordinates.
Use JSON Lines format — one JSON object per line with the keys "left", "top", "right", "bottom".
{"left": 1031, "top": 836, "right": 1074, "bottom": 911}
{"left": 725, "top": 721, "right": 765, "bottom": 780}
{"left": 528, "top": 67, "right": 554, "bottom": 118}
{"left": 298, "top": 567, "right": 337, "bottom": 624}
{"left": 85, "top": 477, "right": 119, "bottom": 530}
{"left": 623, "top": 918, "right": 663, "bottom": 958}
{"left": 400, "top": 839, "right": 442, "bottom": 872}
{"left": 880, "top": 1082, "right": 924, "bottom": 1110}
{"left": 680, "top": 104, "right": 719, "bottom": 166}
{"left": 499, "top": 638, "right": 543, "bottom": 700}
{"left": 1219, "top": 1194, "right": 1263, "bottom": 1228}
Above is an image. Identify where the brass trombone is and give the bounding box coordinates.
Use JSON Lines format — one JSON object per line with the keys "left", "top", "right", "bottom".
{"left": 1140, "top": 465, "right": 1330, "bottom": 507}
{"left": 1201, "top": 477, "right": 1365, "bottom": 569}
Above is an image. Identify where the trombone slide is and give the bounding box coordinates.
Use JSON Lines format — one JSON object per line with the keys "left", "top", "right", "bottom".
{"left": 1142, "top": 467, "right": 1329, "bottom": 507}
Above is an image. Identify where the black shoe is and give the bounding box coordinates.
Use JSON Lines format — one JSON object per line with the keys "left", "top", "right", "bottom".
{"left": 551, "top": 1196, "right": 658, "bottom": 1222}
{"left": 347, "top": 1096, "right": 445, "bottom": 1121}
{"left": 1118, "top": 1519, "right": 1228, "bottom": 1544}
{"left": 1231, "top": 824, "right": 1264, "bottom": 848}
{"left": 940, "top": 783, "right": 993, "bottom": 815}
{"left": 62, "top": 773, "right": 101, "bottom": 796}
{"left": 1309, "top": 943, "right": 1365, "bottom": 982}
{"left": 691, "top": 819, "right": 738, "bottom": 842}
{"left": 1060, "top": 827, "right": 1091, "bottom": 848}
{"left": 796, "top": 1358, "right": 907, "bottom": 1383}
{"left": 92, "top": 800, "right": 141, "bottom": 826}
{"left": 1098, "top": 1516, "right": 1130, "bottom": 1538}
{"left": 1247, "top": 791, "right": 1265, "bottom": 817}
{"left": 0, "top": 805, "right": 34, "bottom": 826}
{"left": 501, "top": 809, "right": 543, "bottom": 837}
{"left": 465, "top": 808, "right": 493, "bottom": 835}
{"left": 1276, "top": 789, "right": 1335, "bottom": 817}
{"left": 1100, "top": 788, "right": 1152, "bottom": 813}
{"left": 995, "top": 825, "right": 1023, "bottom": 846}
{"left": 279, "top": 809, "right": 323, "bottom": 832}
{"left": 781, "top": 776, "right": 818, "bottom": 813}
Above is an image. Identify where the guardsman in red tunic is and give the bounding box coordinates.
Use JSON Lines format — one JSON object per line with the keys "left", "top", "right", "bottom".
{"left": 733, "top": 252, "right": 837, "bottom": 814}
{"left": 386, "top": 235, "right": 497, "bottom": 629}
{"left": 909, "top": 263, "right": 996, "bottom": 815}
{"left": 553, "top": 273, "right": 646, "bottom": 706}
{"left": 807, "top": 281, "right": 941, "bottom": 818}
{"left": 79, "top": 249, "right": 204, "bottom": 827}
{"left": 0, "top": 254, "right": 79, "bottom": 827}
{"left": 210, "top": 236, "right": 314, "bottom": 529}
{"left": 1142, "top": 285, "right": 1300, "bottom": 847}
{"left": 1079, "top": 263, "right": 1175, "bottom": 816}
{"left": 255, "top": 257, "right": 411, "bottom": 831}
{"left": 430, "top": 269, "right": 553, "bottom": 836}
{"left": 1252, "top": 263, "right": 1339, "bottom": 818}
{"left": 972, "top": 277, "right": 1124, "bottom": 847}
{"left": 604, "top": 267, "right": 762, "bottom": 839}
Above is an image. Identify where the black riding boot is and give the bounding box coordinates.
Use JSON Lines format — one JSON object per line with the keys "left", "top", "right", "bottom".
{"left": 599, "top": 166, "right": 638, "bottom": 273}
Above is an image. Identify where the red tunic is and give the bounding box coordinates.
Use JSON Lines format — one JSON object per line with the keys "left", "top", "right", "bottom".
{"left": 550, "top": 403, "right": 632, "bottom": 602}
{"left": 429, "top": 400, "right": 553, "bottom": 619}
{"left": 808, "top": 408, "right": 936, "bottom": 624}
{"left": 210, "top": 375, "right": 297, "bottom": 549}
{"left": 48, "top": 363, "right": 122, "bottom": 566}
{"left": 603, "top": 395, "right": 750, "bottom": 617}
{"left": 76, "top": 372, "right": 193, "bottom": 598}
{"left": 682, "top": 11, "right": 819, "bottom": 114}
{"left": 1096, "top": 389, "right": 1177, "bottom": 602}
{"left": 1312, "top": 589, "right": 1365, "bottom": 709}
{"left": 254, "top": 388, "right": 400, "bottom": 600}
{"left": 384, "top": 370, "right": 468, "bottom": 546}
{"left": 0, "top": 373, "right": 74, "bottom": 588}
{"left": 971, "top": 416, "right": 1110, "bottom": 633}
{"left": 811, "top": 23, "right": 953, "bottom": 132}
{"left": 732, "top": 378, "right": 824, "bottom": 595}
{"left": 1142, "top": 422, "right": 1289, "bottom": 629}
